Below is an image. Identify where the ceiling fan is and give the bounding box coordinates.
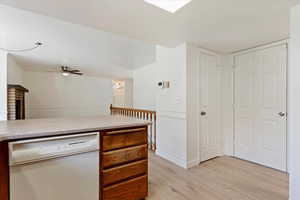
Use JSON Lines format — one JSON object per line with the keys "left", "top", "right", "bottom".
{"left": 60, "top": 66, "right": 83, "bottom": 76}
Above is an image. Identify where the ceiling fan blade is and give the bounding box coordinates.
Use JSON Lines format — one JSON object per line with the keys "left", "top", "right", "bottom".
{"left": 72, "top": 72, "right": 83, "bottom": 75}
{"left": 59, "top": 66, "right": 82, "bottom": 75}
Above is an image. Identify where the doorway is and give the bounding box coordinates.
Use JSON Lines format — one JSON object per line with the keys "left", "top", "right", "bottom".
{"left": 234, "top": 43, "right": 287, "bottom": 171}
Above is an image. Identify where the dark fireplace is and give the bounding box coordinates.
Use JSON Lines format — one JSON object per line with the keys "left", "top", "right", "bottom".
{"left": 15, "top": 100, "right": 22, "bottom": 120}
{"left": 7, "top": 85, "right": 29, "bottom": 120}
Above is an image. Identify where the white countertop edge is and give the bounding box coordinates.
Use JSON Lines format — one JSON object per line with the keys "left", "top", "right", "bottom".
{"left": 0, "top": 116, "right": 152, "bottom": 142}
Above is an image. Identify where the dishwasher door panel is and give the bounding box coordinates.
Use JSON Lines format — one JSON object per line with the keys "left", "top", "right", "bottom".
{"left": 10, "top": 151, "right": 99, "bottom": 200}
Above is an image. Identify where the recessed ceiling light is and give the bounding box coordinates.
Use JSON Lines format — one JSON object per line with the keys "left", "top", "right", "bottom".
{"left": 144, "top": 0, "right": 192, "bottom": 13}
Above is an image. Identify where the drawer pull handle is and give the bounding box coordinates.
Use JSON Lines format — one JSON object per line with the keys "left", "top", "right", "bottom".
{"left": 106, "top": 128, "right": 146, "bottom": 135}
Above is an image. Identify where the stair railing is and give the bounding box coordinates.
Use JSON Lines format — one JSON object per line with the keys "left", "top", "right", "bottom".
{"left": 110, "top": 104, "right": 157, "bottom": 151}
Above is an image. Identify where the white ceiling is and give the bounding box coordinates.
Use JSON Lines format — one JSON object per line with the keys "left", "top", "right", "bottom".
{"left": 0, "top": 0, "right": 299, "bottom": 53}
{"left": 0, "top": 5, "right": 156, "bottom": 79}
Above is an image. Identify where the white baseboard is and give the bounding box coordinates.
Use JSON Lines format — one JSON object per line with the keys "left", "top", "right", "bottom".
{"left": 155, "top": 150, "right": 200, "bottom": 169}
{"left": 187, "top": 159, "right": 200, "bottom": 168}
{"left": 156, "top": 150, "right": 188, "bottom": 169}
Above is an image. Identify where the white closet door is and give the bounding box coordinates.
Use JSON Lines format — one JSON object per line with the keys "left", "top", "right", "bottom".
{"left": 199, "top": 53, "right": 221, "bottom": 162}
{"left": 234, "top": 45, "right": 287, "bottom": 171}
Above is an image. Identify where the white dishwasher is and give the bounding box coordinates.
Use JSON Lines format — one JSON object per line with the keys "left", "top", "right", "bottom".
{"left": 9, "top": 132, "right": 100, "bottom": 200}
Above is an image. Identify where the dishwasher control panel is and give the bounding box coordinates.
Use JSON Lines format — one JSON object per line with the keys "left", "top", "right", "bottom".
{"left": 9, "top": 132, "right": 99, "bottom": 166}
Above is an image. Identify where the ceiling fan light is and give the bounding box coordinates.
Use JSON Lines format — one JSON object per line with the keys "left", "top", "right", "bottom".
{"left": 62, "top": 72, "right": 70, "bottom": 76}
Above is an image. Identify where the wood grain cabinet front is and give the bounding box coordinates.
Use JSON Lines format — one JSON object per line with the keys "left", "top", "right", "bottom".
{"left": 102, "top": 144, "right": 148, "bottom": 169}
{"left": 102, "top": 159, "right": 147, "bottom": 186}
{"left": 102, "top": 175, "right": 148, "bottom": 200}
{"left": 100, "top": 126, "right": 148, "bottom": 200}
{"left": 102, "top": 128, "right": 147, "bottom": 151}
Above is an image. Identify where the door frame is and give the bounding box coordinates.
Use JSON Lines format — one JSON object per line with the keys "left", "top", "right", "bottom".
{"left": 197, "top": 50, "right": 223, "bottom": 163}
{"left": 232, "top": 40, "right": 289, "bottom": 172}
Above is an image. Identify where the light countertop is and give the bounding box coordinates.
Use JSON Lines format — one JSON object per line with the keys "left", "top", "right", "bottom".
{"left": 0, "top": 115, "right": 151, "bottom": 142}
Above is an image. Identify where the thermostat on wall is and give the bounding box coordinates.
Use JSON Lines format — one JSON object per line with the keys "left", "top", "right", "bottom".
{"left": 158, "top": 81, "right": 170, "bottom": 89}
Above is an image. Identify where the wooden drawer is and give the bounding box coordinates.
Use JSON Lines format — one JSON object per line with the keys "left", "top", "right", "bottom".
{"left": 102, "top": 128, "right": 147, "bottom": 151}
{"left": 102, "top": 144, "right": 147, "bottom": 169}
{"left": 102, "top": 160, "right": 147, "bottom": 186}
{"left": 103, "top": 175, "right": 148, "bottom": 200}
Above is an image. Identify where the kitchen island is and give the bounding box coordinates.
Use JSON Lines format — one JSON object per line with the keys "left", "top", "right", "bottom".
{"left": 0, "top": 116, "right": 150, "bottom": 200}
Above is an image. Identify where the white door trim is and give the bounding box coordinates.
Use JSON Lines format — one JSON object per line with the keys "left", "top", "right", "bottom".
{"left": 232, "top": 39, "right": 288, "bottom": 57}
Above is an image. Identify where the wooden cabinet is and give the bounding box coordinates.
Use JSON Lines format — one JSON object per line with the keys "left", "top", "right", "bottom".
{"left": 102, "top": 145, "right": 148, "bottom": 168}
{"left": 102, "top": 160, "right": 147, "bottom": 186}
{"left": 100, "top": 126, "right": 148, "bottom": 200}
{"left": 0, "top": 125, "right": 149, "bottom": 200}
{"left": 0, "top": 142, "right": 9, "bottom": 200}
{"left": 102, "top": 128, "right": 147, "bottom": 151}
{"left": 103, "top": 175, "right": 148, "bottom": 200}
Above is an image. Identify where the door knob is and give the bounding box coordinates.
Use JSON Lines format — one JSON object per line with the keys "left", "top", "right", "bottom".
{"left": 201, "top": 111, "right": 206, "bottom": 116}
{"left": 278, "top": 112, "right": 285, "bottom": 117}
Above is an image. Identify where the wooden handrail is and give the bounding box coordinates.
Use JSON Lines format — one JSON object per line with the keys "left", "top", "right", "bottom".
{"left": 110, "top": 104, "right": 157, "bottom": 151}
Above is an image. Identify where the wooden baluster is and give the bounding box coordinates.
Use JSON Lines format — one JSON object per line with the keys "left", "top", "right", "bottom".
{"left": 109, "top": 105, "right": 156, "bottom": 151}
{"left": 149, "top": 113, "right": 153, "bottom": 151}
{"left": 154, "top": 113, "right": 156, "bottom": 151}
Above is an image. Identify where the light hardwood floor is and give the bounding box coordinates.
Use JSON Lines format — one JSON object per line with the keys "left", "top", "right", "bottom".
{"left": 148, "top": 154, "right": 289, "bottom": 200}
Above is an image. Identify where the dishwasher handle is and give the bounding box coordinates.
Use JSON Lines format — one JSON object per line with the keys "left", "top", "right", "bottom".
{"left": 9, "top": 133, "right": 99, "bottom": 166}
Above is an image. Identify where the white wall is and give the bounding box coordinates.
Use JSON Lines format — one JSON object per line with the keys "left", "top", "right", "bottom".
{"left": 220, "top": 55, "right": 234, "bottom": 156}
{"left": 0, "top": 51, "right": 8, "bottom": 120}
{"left": 155, "top": 44, "right": 187, "bottom": 168}
{"left": 124, "top": 79, "right": 133, "bottom": 107}
{"left": 133, "top": 44, "right": 229, "bottom": 168}
{"left": 112, "top": 80, "right": 126, "bottom": 107}
{"left": 289, "top": 5, "right": 300, "bottom": 200}
{"left": 186, "top": 45, "right": 200, "bottom": 166}
{"left": 112, "top": 79, "right": 133, "bottom": 107}
{"left": 133, "top": 62, "right": 158, "bottom": 110}
{"left": 133, "top": 44, "right": 188, "bottom": 168}
{"left": 7, "top": 54, "right": 24, "bottom": 85}
{"left": 23, "top": 71, "right": 113, "bottom": 118}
